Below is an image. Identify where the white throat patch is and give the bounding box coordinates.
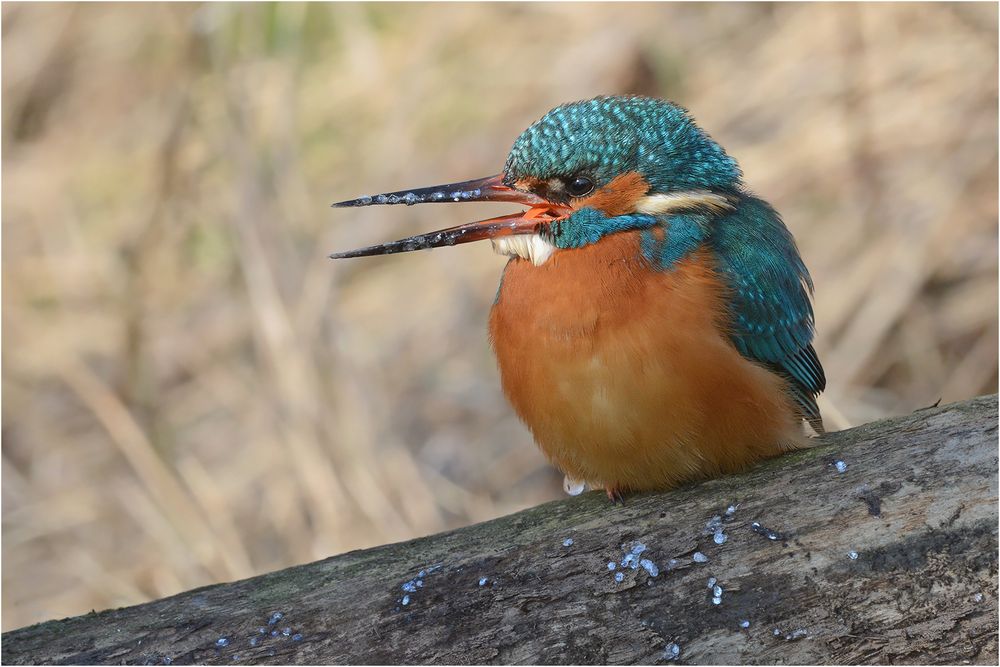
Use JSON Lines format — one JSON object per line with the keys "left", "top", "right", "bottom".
{"left": 491, "top": 234, "right": 557, "bottom": 266}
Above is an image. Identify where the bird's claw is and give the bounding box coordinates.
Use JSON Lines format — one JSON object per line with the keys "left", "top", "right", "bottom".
{"left": 606, "top": 487, "right": 626, "bottom": 504}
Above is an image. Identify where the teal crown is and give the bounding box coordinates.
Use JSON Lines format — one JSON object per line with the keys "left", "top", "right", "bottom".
{"left": 504, "top": 96, "right": 742, "bottom": 193}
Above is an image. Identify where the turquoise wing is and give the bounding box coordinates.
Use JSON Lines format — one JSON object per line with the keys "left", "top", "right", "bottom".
{"left": 710, "top": 196, "right": 826, "bottom": 431}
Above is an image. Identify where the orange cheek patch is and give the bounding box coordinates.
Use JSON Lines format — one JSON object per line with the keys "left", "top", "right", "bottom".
{"left": 574, "top": 172, "right": 650, "bottom": 217}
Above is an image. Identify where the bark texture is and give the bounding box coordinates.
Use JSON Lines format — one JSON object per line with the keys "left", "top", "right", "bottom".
{"left": 3, "top": 395, "right": 998, "bottom": 665}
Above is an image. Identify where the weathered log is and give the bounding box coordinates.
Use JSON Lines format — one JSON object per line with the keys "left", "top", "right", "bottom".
{"left": 3, "top": 395, "right": 997, "bottom": 665}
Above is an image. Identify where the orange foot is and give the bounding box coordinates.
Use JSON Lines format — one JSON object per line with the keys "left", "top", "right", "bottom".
{"left": 605, "top": 487, "right": 627, "bottom": 504}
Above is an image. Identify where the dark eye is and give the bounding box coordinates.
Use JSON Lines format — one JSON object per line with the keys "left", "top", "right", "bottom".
{"left": 566, "top": 175, "right": 594, "bottom": 197}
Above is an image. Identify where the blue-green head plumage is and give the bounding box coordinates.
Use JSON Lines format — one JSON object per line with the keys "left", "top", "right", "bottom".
{"left": 503, "top": 96, "right": 742, "bottom": 194}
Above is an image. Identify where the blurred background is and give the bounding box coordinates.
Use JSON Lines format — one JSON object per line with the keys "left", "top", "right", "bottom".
{"left": 2, "top": 2, "right": 996, "bottom": 631}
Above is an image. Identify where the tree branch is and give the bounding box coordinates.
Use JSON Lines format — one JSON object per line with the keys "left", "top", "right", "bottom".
{"left": 4, "top": 395, "right": 997, "bottom": 665}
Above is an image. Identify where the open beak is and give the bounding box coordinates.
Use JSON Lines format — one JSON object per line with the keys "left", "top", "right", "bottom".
{"left": 329, "top": 174, "right": 567, "bottom": 259}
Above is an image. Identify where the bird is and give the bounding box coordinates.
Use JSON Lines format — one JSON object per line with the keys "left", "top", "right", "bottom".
{"left": 330, "top": 95, "right": 825, "bottom": 501}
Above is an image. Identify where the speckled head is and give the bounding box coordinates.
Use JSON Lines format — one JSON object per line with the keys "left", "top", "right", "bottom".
{"left": 504, "top": 96, "right": 742, "bottom": 195}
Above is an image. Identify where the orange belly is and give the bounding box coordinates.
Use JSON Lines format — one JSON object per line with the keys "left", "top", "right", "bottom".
{"left": 488, "top": 232, "right": 803, "bottom": 493}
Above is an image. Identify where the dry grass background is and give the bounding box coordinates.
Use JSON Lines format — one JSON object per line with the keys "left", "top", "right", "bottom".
{"left": 2, "top": 2, "right": 996, "bottom": 631}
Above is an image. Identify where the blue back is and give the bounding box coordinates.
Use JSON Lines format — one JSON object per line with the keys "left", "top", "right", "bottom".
{"left": 709, "top": 197, "right": 825, "bottom": 427}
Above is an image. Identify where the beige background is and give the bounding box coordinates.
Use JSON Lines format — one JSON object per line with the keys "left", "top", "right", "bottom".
{"left": 3, "top": 2, "right": 996, "bottom": 630}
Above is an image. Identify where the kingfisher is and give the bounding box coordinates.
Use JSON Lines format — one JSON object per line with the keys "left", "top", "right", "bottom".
{"left": 331, "top": 96, "right": 825, "bottom": 500}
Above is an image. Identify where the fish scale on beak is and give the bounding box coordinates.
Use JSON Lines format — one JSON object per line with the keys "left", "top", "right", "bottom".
{"left": 329, "top": 173, "right": 569, "bottom": 259}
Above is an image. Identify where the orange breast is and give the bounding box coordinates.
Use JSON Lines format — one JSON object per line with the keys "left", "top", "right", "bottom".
{"left": 488, "top": 232, "right": 803, "bottom": 493}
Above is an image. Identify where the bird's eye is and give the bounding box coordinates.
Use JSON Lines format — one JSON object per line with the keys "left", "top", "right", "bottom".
{"left": 566, "top": 175, "right": 594, "bottom": 197}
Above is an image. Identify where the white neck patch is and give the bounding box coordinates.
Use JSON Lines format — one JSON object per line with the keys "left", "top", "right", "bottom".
{"left": 491, "top": 235, "right": 557, "bottom": 266}
{"left": 635, "top": 191, "right": 736, "bottom": 216}
{"left": 490, "top": 190, "right": 732, "bottom": 267}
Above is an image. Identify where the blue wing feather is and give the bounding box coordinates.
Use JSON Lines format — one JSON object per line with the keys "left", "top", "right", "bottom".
{"left": 709, "top": 195, "right": 826, "bottom": 430}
